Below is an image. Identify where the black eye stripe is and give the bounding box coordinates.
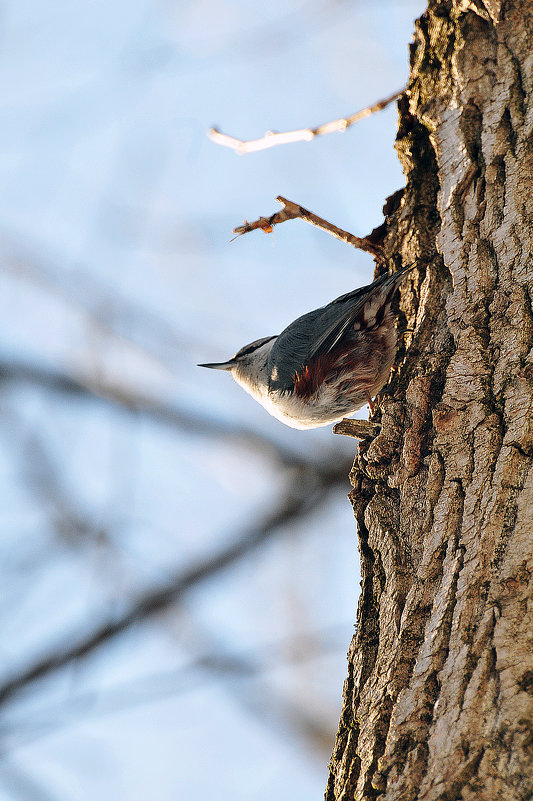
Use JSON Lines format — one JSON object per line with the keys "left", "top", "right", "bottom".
{"left": 235, "top": 344, "right": 258, "bottom": 357}
{"left": 234, "top": 336, "right": 276, "bottom": 359}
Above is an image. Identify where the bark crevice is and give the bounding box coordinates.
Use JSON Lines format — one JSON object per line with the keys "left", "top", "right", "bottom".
{"left": 326, "top": 1, "right": 533, "bottom": 798}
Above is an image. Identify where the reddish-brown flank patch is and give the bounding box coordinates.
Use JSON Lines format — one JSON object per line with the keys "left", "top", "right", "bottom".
{"left": 292, "top": 348, "right": 351, "bottom": 399}
{"left": 293, "top": 363, "right": 319, "bottom": 398}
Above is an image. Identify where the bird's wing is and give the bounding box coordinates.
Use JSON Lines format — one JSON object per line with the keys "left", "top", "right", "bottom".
{"left": 308, "top": 266, "right": 413, "bottom": 360}
{"left": 268, "top": 267, "right": 413, "bottom": 392}
{"left": 268, "top": 308, "right": 325, "bottom": 391}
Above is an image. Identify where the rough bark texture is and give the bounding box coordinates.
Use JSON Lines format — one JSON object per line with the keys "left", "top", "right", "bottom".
{"left": 326, "top": 1, "right": 533, "bottom": 799}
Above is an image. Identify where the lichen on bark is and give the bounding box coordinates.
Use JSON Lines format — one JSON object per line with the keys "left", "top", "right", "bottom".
{"left": 326, "top": 2, "right": 533, "bottom": 799}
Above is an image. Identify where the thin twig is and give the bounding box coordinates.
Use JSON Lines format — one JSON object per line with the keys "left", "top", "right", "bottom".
{"left": 208, "top": 87, "right": 406, "bottom": 154}
{"left": 233, "top": 196, "right": 384, "bottom": 260}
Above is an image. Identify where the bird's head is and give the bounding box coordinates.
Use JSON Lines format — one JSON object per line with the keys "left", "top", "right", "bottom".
{"left": 199, "top": 335, "right": 277, "bottom": 395}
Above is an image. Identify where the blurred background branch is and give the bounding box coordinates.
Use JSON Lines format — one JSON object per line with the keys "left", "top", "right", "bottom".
{"left": 0, "top": 458, "right": 348, "bottom": 710}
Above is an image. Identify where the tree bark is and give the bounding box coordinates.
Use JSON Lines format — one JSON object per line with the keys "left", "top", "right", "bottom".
{"left": 326, "top": 1, "right": 533, "bottom": 799}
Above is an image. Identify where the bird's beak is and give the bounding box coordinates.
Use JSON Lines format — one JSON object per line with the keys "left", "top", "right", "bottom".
{"left": 198, "top": 360, "right": 235, "bottom": 371}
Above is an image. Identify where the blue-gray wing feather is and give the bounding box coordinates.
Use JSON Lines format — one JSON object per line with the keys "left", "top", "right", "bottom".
{"left": 268, "top": 267, "right": 412, "bottom": 392}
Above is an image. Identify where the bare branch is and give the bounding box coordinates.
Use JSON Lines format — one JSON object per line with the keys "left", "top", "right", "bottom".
{"left": 208, "top": 88, "right": 405, "bottom": 154}
{"left": 233, "top": 196, "right": 385, "bottom": 260}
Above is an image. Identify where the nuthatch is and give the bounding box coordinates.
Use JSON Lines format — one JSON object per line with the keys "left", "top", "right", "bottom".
{"left": 199, "top": 266, "right": 413, "bottom": 429}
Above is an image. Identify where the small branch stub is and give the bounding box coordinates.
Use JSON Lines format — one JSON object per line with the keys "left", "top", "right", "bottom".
{"left": 332, "top": 418, "right": 380, "bottom": 439}
{"left": 233, "top": 196, "right": 385, "bottom": 260}
{"left": 208, "top": 88, "right": 406, "bottom": 154}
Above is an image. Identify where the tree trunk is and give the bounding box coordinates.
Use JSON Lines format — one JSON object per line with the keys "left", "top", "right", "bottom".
{"left": 326, "top": 2, "right": 533, "bottom": 799}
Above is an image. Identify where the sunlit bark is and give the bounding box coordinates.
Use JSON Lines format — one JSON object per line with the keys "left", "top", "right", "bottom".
{"left": 327, "top": 2, "right": 533, "bottom": 798}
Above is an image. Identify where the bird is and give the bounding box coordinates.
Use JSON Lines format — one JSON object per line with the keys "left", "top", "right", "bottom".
{"left": 199, "top": 266, "right": 413, "bottom": 430}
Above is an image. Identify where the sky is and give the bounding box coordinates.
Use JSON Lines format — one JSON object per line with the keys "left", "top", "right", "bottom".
{"left": 0, "top": 2, "right": 426, "bottom": 800}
